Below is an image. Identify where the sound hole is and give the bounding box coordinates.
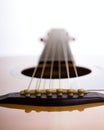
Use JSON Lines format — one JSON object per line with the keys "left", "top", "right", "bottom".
{"left": 21, "top": 61, "right": 91, "bottom": 79}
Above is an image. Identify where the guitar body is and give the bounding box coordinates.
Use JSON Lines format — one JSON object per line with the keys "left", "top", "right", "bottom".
{"left": 0, "top": 55, "right": 104, "bottom": 130}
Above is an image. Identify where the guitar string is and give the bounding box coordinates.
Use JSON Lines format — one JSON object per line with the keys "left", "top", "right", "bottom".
{"left": 27, "top": 35, "right": 76, "bottom": 91}
{"left": 61, "top": 38, "right": 71, "bottom": 88}
{"left": 68, "top": 47, "right": 81, "bottom": 88}
{"left": 27, "top": 34, "right": 101, "bottom": 92}
{"left": 27, "top": 39, "right": 51, "bottom": 91}
{"left": 36, "top": 42, "right": 51, "bottom": 90}
{"left": 58, "top": 42, "right": 61, "bottom": 89}
{"left": 49, "top": 39, "right": 56, "bottom": 89}
{"left": 27, "top": 59, "right": 39, "bottom": 90}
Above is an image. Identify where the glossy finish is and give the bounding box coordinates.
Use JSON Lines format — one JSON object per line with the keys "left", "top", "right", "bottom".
{"left": 0, "top": 92, "right": 104, "bottom": 106}
{"left": 0, "top": 56, "right": 104, "bottom": 130}
{"left": 0, "top": 103, "right": 104, "bottom": 130}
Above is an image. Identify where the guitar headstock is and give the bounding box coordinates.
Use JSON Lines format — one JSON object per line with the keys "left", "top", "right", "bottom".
{"left": 40, "top": 29, "right": 75, "bottom": 44}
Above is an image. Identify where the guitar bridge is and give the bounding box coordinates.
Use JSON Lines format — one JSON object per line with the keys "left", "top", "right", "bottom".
{"left": 0, "top": 90, "right": 104, "bottom": 106}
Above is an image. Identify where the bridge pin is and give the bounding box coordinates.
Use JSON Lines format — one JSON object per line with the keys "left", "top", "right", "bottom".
{"left": 46, "top": 89, "right": 53, "bottom": 97}
{"left": 20, "top": 90, "right": 25, "bottom": 95}
{"left": 56, "top": 89, "right": 63, "bottom": 96}
{"left": 67, "top": 89, "right": 74, "bottom": 97}
{"left": 35, "top": 89, "right": 42, "bottom": 97}
{"left": 23, "top": 89, "right": 30, "bottom": 97}
{"left": 78, "top": 89, "right": 86, "bottom": 97}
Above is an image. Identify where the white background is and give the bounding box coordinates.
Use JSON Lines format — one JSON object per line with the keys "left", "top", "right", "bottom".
{"left": 0, "top": 0, "right": 104, "bottom": 57}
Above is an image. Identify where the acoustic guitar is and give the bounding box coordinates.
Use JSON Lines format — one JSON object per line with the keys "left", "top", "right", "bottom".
{"left": 0, "top": 29, "right": 104, "bottom": 130}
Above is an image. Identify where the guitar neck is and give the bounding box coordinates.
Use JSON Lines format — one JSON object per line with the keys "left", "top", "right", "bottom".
{"left": 39, "top": 37, "right": 74, "bottom": 62}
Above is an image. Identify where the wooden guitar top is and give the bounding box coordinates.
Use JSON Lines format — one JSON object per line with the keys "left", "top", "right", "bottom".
{"left": 0, "top": 56, "right": 104, "bottom": 130}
